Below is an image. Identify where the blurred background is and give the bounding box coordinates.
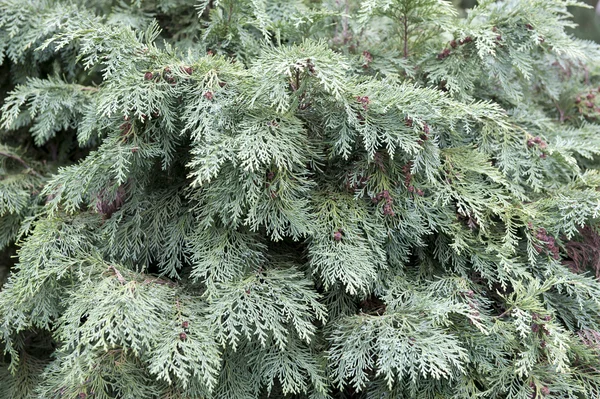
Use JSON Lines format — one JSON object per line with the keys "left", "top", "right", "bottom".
{"left": 458, "top": 0, "right": 600, "bottom": 42}
{"left": 566, "top": 0, "right": 600, "bottom": 42}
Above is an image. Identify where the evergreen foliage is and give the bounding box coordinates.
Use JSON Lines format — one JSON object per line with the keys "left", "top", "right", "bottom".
{"left": 1, "top": 0, "right": 600, "bottom": 397}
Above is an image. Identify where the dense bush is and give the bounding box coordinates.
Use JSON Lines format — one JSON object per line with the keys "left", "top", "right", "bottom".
{"left": 1, "top": 0, "right": 600, "bottom": 398}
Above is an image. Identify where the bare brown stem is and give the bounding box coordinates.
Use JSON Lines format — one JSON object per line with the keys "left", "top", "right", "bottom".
{"left": 403, "top": 13, "right": 409, "bottom": 58}
{"left": 342, "top": 0, "right": 350, "bottom": 44}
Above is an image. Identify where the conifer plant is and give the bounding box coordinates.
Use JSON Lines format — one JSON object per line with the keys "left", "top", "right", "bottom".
{"left": 2, "top": 0, "right": 600, "bottom": 398}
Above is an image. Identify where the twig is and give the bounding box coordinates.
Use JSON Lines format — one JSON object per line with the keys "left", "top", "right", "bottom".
{"left": 341, "top": 0, "right": 350, "bottom": 44}
{"left": 79, "top": 86, "right": 99, "bottom": 92}
{"left": 553, "top": 100, "right": 566, "bottom": 123}
{"left": 0, "top": 151, "right": 43, "bottom": 177}
{"left": 403, "top": 11, "right": 409, "bottom": 58}
{"left": 108, "top": 265, "right": 127, "bottom": 284}
{"left": 495, "top": 308, "right": 512, "bottom": 319}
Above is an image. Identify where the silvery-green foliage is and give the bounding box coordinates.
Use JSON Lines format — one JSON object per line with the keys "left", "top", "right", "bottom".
{"left": 1, "top": 0, "right": 600, "bottom": 398}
